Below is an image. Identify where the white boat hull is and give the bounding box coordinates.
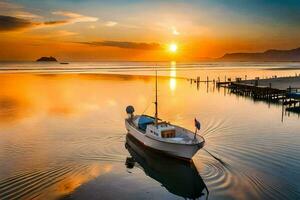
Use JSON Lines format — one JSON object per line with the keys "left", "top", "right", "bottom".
{"left": 125, "top": 120, "right": 204, "bottom": 160}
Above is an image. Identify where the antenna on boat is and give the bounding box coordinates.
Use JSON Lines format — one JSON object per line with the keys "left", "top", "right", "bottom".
{"left": 155, "top": 69, "right": 158, "bottom": 127}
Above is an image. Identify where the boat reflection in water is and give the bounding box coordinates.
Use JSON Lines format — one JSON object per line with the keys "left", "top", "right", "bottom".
{"left": 125, "top": 134, "right": 209, "bottom": 200}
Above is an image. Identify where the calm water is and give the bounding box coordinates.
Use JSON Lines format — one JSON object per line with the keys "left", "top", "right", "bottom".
{"left": 0, "top": 62, "right": 300, "bottom": 200}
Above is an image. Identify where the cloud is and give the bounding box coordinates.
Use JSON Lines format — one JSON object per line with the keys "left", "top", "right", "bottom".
{"left": 42, "top": 20, "right": 68, "bottom": 26}
{"left": 0, "top": 15, "right": 68, "bottom": 31}
{"left": 14, "top": 11, "right": 41, "bottom": 19}
{"left": 0, "top": 1, "right": 22, "bottom": 10}
{"left": 0, "top": 15, "right": 33, "bottom": 31}
{"left": 0, "top": 11, "right": 98, "bottom": 32}
{"left": 105, "top": 21, "right": 117, "bottom": 27}
{"left": 0, "top": 1, "right": 41, "bottom": 19}
{"left": 78, "top": 40, "right": 162, "bottom": 50}
{"left": 52, "top": 11, "right": 98, "bottom": 23}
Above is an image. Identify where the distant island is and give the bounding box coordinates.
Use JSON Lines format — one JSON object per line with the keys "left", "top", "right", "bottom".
{"left": 219, "top": 47, "right": 300, "bottom": 61}
{"left": 36, "top": 56, "right": 57, "bottom": 62}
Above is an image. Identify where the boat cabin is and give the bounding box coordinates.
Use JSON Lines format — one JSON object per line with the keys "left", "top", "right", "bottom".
{"left": 146, "top": 122, "right": 176, "bottom": 138}
{"left": 133, "top": 115, "right": 176, "bottom": 138}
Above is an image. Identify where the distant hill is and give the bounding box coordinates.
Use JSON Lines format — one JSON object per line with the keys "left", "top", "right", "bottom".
{"left": 36, "top": 56, "right": 57, "bottom": 62}
{"left": 219, "top": 47, "right": 300, "bottom": 61}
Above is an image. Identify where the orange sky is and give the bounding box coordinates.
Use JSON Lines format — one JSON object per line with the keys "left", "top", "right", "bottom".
{"left": 1, "top": 0, "right": 300, "bottom": 61}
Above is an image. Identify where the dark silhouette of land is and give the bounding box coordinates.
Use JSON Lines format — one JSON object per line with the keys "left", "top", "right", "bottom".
{"left": 219, "top": 47, "right": 300, "bottom": 61}
{"left": 36, "top": 56, "right": 57, "bottom": 62}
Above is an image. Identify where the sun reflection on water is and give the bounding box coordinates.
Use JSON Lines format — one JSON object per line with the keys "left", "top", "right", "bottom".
{"left": 169, "top": 61, "right": 177, "bottom": 91}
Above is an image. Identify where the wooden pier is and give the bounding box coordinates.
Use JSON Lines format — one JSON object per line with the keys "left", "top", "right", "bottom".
{"left": 227, "top": 80, "right": 300, "bottom": 113}
{"left": 229, "top": 82, "right": 286, "bottom": 100}
{"left": 216, "top": 81, "right": 232, "bottom": 87}
{"left": 190, "top": 75, "right": 300, "bottom": 114}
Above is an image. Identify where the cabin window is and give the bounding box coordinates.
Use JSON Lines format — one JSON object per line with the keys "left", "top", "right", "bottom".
{"left": 150, "top": 130, "right": 158, "bottom": 136}
{"left": 161, "top": 130, "right": 175, "bottom": 138}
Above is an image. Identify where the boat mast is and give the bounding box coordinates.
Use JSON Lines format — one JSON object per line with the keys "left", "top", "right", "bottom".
{"left": 155, "top": 70, "right": 158, "bottom": 127}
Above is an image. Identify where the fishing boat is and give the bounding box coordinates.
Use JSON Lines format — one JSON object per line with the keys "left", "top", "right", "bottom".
{"left": 125, "top": 72, "right": 205, "bottom": 160}
{"left": 125, "top": 134, "right": 208, "bottom": 199}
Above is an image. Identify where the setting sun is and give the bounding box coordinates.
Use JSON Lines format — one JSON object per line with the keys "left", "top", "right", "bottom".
{"left": 169, "top": 43, "right": 178, "bottom": 53}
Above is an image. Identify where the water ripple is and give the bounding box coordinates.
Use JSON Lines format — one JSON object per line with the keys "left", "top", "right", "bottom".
{"left": 0, "top": 164, "right": 87, "bottom": 200}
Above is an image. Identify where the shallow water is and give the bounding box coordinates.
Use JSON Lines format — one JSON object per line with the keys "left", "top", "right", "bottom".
{"left": 0, "top": 62, "right": 300, "bottom": 200}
